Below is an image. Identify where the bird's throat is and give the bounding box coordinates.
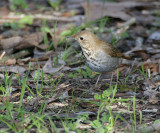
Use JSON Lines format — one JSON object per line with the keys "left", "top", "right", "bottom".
{"left": 81, "top": 47, "right": 92, "bottom": 59}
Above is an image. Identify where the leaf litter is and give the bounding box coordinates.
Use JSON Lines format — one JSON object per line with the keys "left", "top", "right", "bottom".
{"left": 0, "top": 0, "right": 160, "bottom": 132}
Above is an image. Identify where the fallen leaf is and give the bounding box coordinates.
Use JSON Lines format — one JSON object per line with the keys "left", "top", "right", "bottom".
{"left": 17, "top": 57, "right": 31, "bottom": 65}
{"left": 82, "top": 1, "right": 152, "bottom": 21}
{"left": 5, "top": 58, "right": 16, "bottom": 65}
{"left": 0, "top": 66, "right": 26, "bottom": 74}
{"left": 133, "top": 50, "right": 149, "bottom": 60}
{"left": 147, "top": 32, "right": 160, "bottom": 44}
{"left": 0, "top": 36, "right": 22, "bottom": 49}
{"left": 15, "top": 32, "right": 44, "bottom": 50}
{"left": 43, "top": 58, "right": 64, "bottom": 74}
{"left": 141, "top": 62, "right": 159, "bottom": 74}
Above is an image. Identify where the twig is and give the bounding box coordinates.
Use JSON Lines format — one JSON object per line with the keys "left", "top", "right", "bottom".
{"left": 0, "top": 51, "right": 5, "bottom": 60}
{"left": 0, "top": 13, "right": 85, "bottom": 23}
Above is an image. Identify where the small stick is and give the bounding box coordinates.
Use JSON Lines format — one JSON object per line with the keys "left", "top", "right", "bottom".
{"left": 0, "top": 51, "right": 5, "bottom": 60}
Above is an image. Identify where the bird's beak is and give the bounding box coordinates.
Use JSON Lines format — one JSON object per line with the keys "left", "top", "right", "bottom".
{"left": 66, "top": 35, "right": 75, "bottom": 42}
{"left": 66, "top": 32, "right": 79, "bottom": 42}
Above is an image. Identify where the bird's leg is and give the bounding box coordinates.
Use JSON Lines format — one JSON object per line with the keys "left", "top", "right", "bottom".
{"left": 95, "top": 73, "right": 101, "bottom": 88}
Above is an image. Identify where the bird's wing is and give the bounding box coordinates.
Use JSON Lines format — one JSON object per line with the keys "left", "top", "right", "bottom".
{"left": 101, "top": 41, "right": 132, "bottom": 59}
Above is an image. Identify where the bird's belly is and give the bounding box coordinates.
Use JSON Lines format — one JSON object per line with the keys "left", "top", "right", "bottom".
{"left": 86, "top": 56, "right": 120, "bottom": 73}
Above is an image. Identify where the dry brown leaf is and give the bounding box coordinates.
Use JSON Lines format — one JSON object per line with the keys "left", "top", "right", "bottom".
{"left": 149, "top": 95, "right": 159, "bottom": 104}
{"left": 43, "top": 58, "right": 64, "bottom": 74}
{"left": 15, "top": 32, "right": 44, "bottom": 50}
{"left": 142, "top": 62, "right": 159, "bottom": 73}
{"left": 17, "top": 57, "right": 31, "bottom": 65}
{"left": 5, "top": 59, "right": 16, "bottom": 65}
{"left": 82, "top": 1, "right": 152, "bottom": 21}
{"left": 0, "top": 66, "right": 26, "bottom": 74}
{"left": 133, "top": 50, "right": 149, "bottom": 60}
{"left": 0, "top": 36, "right": 22, "bottom": 49}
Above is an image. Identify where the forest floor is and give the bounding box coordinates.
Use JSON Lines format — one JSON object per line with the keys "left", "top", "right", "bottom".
{"left": 0, "top": 0, "right": 160, "bottom": 132}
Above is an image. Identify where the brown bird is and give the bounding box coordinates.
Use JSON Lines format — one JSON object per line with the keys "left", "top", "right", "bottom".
{"left": 72, "top": 30, "right": 131, "bottom": 86}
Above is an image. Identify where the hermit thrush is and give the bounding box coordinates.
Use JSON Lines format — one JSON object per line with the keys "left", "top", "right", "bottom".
{"left": 72, "top": 30, "right": 131, "bottom": 74}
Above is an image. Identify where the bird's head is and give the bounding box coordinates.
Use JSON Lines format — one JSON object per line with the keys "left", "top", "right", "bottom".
{"left": 72, "top": 30, "right": 100, "bottom": 49}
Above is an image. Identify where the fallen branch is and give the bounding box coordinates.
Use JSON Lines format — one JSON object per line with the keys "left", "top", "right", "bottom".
{"left": 0, "top": 13, "right": 85, "bottom": 23}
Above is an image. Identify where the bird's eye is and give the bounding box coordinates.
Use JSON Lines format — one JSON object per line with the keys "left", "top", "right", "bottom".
{"left": 80, "top": 37, "right": 83, "bottom": 40}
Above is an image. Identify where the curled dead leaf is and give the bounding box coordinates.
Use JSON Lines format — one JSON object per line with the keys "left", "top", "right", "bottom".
{"left": 0, "top": 36, "right": 22, "bottom": 49}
